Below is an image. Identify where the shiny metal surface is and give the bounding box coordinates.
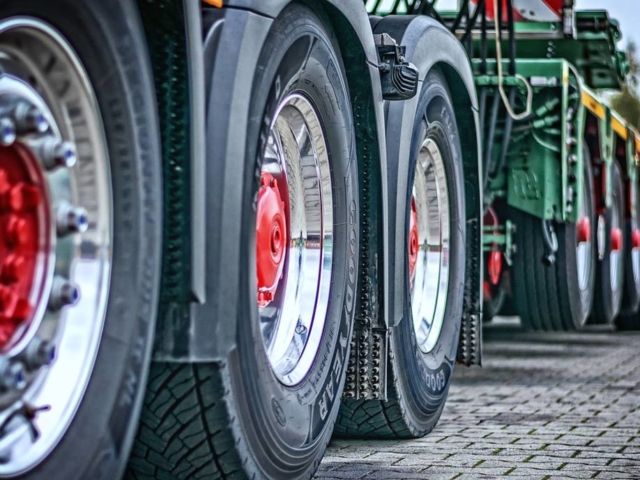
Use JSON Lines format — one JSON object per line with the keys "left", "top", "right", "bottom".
{"left": 0, "top": 19, "right": 112, "bottom": 475}
{"left": 258, "top": 93, "right": 333, "bottom": 387}
{"left": 576, "top": 177, "right": 593, "bottom": 292}
{"left": 410, "top": 138, "right": 450, "bottom": 354}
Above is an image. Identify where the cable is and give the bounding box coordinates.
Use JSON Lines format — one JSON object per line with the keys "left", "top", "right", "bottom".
{"left": 493, "top": 0, "right": 533, "bottom": 120}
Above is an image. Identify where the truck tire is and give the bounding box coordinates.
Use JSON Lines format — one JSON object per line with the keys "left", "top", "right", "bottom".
{"left": 621, "top": 174, "right": 640, "bottom": 316}
{"left": 127, "top": 5, "right": 359, "bottom": 479}
{"left": 592, "top": 161, "right": 625, "bottom": 324}
{"left": 483, "top": 282, "right": 507, "bottom": 322}
{"left": 512, "top": 156, "right": 596, "bottom": 331}
{"left": 0, "top": 2, "right": 162, "bottom": 479}
{"left": 336, "top": 70, "right": 465, "bottom": 439}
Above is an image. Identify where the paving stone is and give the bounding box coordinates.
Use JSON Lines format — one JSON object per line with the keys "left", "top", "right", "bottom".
{"left": 316, "top": 320, "right": 640, "bottom": 479}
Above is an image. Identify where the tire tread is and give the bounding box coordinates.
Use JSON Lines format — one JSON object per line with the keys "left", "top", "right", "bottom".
{"left": 126, "top": 363, "right": 243, "bottom": 480}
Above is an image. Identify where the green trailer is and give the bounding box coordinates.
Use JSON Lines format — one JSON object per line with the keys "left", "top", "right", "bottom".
{"left": 369, "top": 0, "right": 640, "bottom": 331}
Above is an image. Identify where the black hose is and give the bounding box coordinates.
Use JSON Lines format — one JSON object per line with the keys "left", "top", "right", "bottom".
{"left": 480, "top": 0, "right": 488, "bottom": 74}
{"left": 505, "top": 0, "right": 516, "bottom": 76}
{"left": 461, "top": 0, "right": 484, "bottom": 46}
{"left": 479, "top": 87, "right": 488, "bottom": 136}
{"left": 483, "top": 89, "right": 501, "bottom": 191}
{"left": 491, "top": 87, "right": 517, "bottom": 179}
{"left": 451, "top": 0, "right": 470, "bottom": 31}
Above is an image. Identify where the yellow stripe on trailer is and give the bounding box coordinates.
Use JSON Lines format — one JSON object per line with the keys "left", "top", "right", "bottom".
{"left": 203, "top": 0, "right": 223, "bottom": 6}
{"left": 581, "top": 89, "right": 606, "bottom": 120}
{"left": 636, "top": 135, "right": 640, "bottom": 166}
{"left": 611, "top": 115, "right": 629, "bottom": 140}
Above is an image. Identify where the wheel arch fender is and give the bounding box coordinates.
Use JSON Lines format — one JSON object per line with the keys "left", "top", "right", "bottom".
{"left": 373, "top": 15, "right": 483, "bottom": 364}
{"left": 155, "top": 0, "right": 389, "bottom": 362}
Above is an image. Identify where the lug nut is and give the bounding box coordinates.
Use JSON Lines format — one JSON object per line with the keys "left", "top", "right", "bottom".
{"left": 19, "top": 338, "right": 56, "bottom": 371}
{"left": 0, "top": 118, "right": 16, "bottom": 146}
{"left": 32, "top": 137, "right": 77, "bottom": 171}
{"left": 0, "top": 359, "right": 26, "bottom": 392}
{"left": 55, "top": 202, "right": 89, "bottom": 236}
{"left": 13, "top": 102, "right": 49, "bottom": 134}
{"left": 48, "top": 276, "right": 80, "bottom": 311}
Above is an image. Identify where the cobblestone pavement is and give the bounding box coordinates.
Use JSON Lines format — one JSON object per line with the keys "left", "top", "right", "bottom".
{"left": 317, "top": 318, "right": 640, "bottom": 479}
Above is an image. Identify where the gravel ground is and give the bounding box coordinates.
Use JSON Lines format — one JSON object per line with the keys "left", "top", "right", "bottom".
{"left": 317, "top": 318, "right": 640, "bottom": 479}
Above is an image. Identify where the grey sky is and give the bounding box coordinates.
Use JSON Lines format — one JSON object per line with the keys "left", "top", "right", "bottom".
{"left": 427, "top": 0, "right": 639, "bottom": 50}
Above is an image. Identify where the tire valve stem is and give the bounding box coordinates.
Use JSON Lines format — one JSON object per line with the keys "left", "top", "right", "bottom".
{"left": 23, "top": 404, "right": 51, "bottom": 441}
{"left": 0, "top": 403, "right": 51, "bottom": 442}
{"left": 48, "top": 276, "right": 80, "bottom": 311}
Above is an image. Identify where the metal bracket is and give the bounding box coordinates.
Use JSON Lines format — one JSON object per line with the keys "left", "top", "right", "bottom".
{"left": 482, "top": 220, "right": 516, "bottom": 266}
{"left": 374, "top": 33, "right": 419, "bottom": 101}
{"left": 343, "top": 328, "right": 388, "bottom": 401}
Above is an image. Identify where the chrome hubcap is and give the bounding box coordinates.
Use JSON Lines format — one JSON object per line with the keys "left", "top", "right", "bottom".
{"left": 610, "top": 191, "right": 623, "bottom": 291}
{"left": 0, "top": 19, "right": 112, "bottom": 474}
{"left": 576, "top": 178, "right": 593, "bottom": 292}
{"left": 257, "top": 93, "right": 333, "bottom": 386}
{"left": 410, "top": 138, "right": 450, "bottom": 354}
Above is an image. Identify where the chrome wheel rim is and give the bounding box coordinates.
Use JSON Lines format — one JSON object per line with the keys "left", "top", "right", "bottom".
{"left": 0, "top": 19, "right": 112, "bottom": 474}
{"left": 257, "top": 93, "right": 333, "bottom": 386}
{"left": 610, "top": 189, "right": 623, "bottom": 291}
{"left": 410, "top": 138, "right": 450, "bottom": 354}
{"left": 576, "top": 177, "right": 592, "bottom": 292}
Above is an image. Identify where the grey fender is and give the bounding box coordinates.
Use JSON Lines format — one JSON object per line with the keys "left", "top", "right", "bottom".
{"left": 155, "top": 0, "right": 389, "bottom": 361}
{"left": 374, "top": 15, "right": 483, "bottom": 363}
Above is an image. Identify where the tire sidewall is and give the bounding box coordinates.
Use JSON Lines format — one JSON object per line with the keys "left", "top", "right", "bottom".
{"left": 593, "top": 161, "right": 625, "bottom": 323}
{"left": 392, "top": 70, "right": 465, "bottom": 428}
{"left": 623, "top": 173, "right": 640, "bottom": 312}
{"left": 228, "top": 5, "right": 358, "bottom": 477}
{"left": 0, "top": 1, "right": 162, "bottom": 478}
{"left": 559, "top": 154, "right": 596, "bottom": 328}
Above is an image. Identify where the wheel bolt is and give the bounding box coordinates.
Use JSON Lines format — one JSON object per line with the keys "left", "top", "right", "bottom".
{"left": 32, "top": 137, "right": 77, "bottom": 171}
{"left": 48, "top": 276, "right": 80, "bottom": 311}
{"left": 13, "top": 102, "right": 49, "bottom": 134}
{"left": 20, "top": 338, "right": 56, "bottom": 371}
{"left": 56, "top": 202, "right": 89, "bottom": 236}
{"left": 0, "top": 359, "right": 26, "bottom": 392}
{"left": 0, "top": 118, "right": 16, "bottom": 146}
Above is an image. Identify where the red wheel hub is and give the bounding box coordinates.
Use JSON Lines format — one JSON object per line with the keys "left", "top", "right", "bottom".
{"left": 632, "top": 229, "right": 640, "bottom": 250}
{"left": 0, "top": 145, "right": 47, "bottom": 348}
{"left": 611, "top": 227, "right": 622, "bottom": 252}
{"left": 408, "top": 197, "right": 419, "bottom": 282}
{"left": 487, "top": 250, "right": 502, "bottom": 286}
{"left": 576, "top": 217, "right": 591, "bottom": 244}
{"left": 256, "top": 173, "right": 287, "bottom": 307}
{"left": 483, "top": 207, "right": 504, "bottom": 287}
